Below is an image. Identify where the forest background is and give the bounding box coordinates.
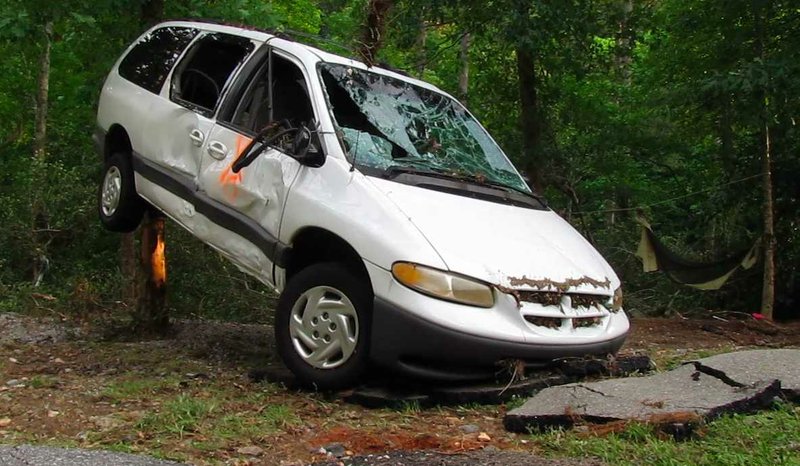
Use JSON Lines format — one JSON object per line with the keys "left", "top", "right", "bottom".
{"left": 0, "top": 0, "right": 797, "bottom": 323}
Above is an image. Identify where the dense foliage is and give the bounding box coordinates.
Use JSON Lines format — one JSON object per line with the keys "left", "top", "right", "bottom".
{"left": 0, "top": 0, "right": 797, "bottom": 321}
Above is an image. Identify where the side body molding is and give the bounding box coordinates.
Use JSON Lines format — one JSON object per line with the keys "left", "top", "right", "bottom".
{"left": 131, "top": 153, "right": 292, "bottom": 267}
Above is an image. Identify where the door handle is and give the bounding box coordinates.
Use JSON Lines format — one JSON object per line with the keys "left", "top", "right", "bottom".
{"left": 207, "top": 141, "right": 228, "bottom": 160}
{"left": 189, "top": 129, "right": 204, "bottom": 147}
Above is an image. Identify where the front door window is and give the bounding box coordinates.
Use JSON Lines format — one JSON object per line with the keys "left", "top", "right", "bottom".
{"left": 225, "top": 51, "right": 315, "bottom": 138}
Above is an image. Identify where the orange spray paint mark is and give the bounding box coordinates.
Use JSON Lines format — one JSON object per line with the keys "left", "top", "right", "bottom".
{"left": 151, "top": 218, "right": 166, "bottom": 286}
{"left": 218, "top": 135, "right": 252, "bottom": 201}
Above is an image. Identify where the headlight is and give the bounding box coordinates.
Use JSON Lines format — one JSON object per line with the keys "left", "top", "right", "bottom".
{"left": 611, "top": 286, "right": 623, "bottom": 313}
{"left": 391, "top": 262, "right": 495, "bottom": 308}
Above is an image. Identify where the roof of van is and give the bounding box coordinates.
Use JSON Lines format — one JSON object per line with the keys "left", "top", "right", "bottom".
{"left": 156, "top": 20, "right": 442, "bottom": 94}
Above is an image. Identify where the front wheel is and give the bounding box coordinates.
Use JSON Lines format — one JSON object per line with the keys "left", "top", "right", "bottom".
{"left": 275, "top": 263, "right": 372, "bottom": 390}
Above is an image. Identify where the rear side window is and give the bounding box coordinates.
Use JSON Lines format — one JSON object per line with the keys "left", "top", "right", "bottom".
{"left": 118, "top": 27, "right": 199, "bottom": 94}
{"left": 171, "top": 33, "right": 255, "bottom": 116}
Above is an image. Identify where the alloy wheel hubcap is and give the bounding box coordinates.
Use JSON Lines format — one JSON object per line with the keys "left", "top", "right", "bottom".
{"left": 289, "top": 286, "right": 359, "bottom": 369}
{"left": 101, "top": 166, "right": 122, "bottom": 217}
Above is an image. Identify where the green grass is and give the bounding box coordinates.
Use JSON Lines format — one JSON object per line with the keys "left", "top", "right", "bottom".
{"left": 28, "top": 375, "right": 60, "bottom": 389}
{"left": 505, "top": 395, "right": 527, "bottom": 410}
{"left": 137, "top": 394, "right": 219, "bottom": 438}
{"left": 535, "top": 403, "right": 800, "bottom": 466}
{"left": 135, "top": 390, "right": 298, "bottom": 446}
{"left": 101, "top": 376, "right": 179, "bottom": 402}
{"left": 393, "top": 400, "right": 422, "bottom": 415}
{"left": 210, "top": 404, "right": 298, "bottom": 441}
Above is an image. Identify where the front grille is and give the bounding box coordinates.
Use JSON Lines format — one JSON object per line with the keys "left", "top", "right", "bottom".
{"left": 573, "top": 316, "right": 603, "bottom": 328}
{"left": 519, "top": 291, "right": 609, "bottom": 331}
{"left": 523, "top": 316, "right": 563, "bottom": 329}
{"left": 524, "top": 315, "right": 604, "bottom": 330}
{"left": 517, "top": 291, "right": 609, "bottom": 308}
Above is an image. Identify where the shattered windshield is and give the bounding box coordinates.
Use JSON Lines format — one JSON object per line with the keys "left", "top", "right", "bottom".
{"left": 319, "top": 63, "right": 530, "bottom": 193}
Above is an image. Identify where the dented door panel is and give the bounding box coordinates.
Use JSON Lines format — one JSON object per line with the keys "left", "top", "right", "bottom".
{"left": 196, "top": 124, "right": 302, "bottom": 282}
{"left": 134, "top": 173, "right": 272, "bottom": 284}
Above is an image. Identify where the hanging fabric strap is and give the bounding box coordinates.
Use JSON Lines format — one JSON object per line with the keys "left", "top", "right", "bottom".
{"left": 635, "top": 215, "right": 761, "bottom": 290}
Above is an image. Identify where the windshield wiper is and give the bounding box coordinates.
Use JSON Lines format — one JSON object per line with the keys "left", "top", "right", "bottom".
{"left": 448, "top": 173, "right": 547, "bottom": 204}
{"left": 486, "top": 180, "right": 547, "bottom": 204}
{"left": 383, "top": 165, "right": 547, "bottom": 205}
{"left": 382, "top": 164, "right": 447, "bottom": 179}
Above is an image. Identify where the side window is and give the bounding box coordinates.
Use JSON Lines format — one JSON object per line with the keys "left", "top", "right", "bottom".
{"left": 118, "top": 27, "right": 199, "bottom": 94}
{"left": 170, "top": 33, "right": 255, "bottom": 116}
{"left": 225, "top": 52, "right": 315, "bottom": 134}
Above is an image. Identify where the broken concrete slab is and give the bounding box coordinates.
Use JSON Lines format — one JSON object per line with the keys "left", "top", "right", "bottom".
{"left": 685, "top": 349, "right": 799, "bottom": 401}
{"left": 505, "top": 349, "right": 795, "bottom": 435}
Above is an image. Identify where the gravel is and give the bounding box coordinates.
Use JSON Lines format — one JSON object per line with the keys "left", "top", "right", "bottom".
{"left": 0, "top": 313, "right": 78, "bottom": 345}
{"left": 0, "top": 445, "right": 186, "bottom": 466}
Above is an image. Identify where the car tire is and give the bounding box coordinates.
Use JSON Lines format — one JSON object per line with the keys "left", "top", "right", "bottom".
{"left": 98, "top": 152, "right": 145, "bottom": 233}
{"left": 275, "top": 263, "right": 372, "bottom": 390}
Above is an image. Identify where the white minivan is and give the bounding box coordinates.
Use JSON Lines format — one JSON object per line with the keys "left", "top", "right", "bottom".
{"left": 94, "top": 20, "right": 629, "bottom": 389}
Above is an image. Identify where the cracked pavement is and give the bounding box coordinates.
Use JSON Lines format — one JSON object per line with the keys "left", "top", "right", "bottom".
{"left": 504, "top": 349, "right": 799, "bottom": 434}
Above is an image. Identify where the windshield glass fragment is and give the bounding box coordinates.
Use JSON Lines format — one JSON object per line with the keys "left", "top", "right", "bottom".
{"left": 319, "top": 63, "right": 530, "bottom": 193}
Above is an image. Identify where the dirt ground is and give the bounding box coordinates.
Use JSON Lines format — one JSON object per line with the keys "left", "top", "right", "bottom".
{"left": 0, "top": 312, "right": 798, "bottom": 465}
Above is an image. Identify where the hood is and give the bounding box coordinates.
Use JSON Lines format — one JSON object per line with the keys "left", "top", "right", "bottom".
{"left": 369, "top": 178, "right": 620, "bottom": 295}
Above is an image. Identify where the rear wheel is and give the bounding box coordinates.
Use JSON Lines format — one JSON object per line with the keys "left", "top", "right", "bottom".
{"left": 275, "top": 263, "right": 372, "bottom": 390}
{"left": 98, "top": 152, "right": 145, "bottom": 232}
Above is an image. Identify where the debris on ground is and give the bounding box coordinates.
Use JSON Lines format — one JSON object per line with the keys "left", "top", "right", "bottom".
{"left": 236, "top": 445, "right": 265, "bottom": 456}
{"left": 310, "top": 449, "right": 605, "bottom": 466}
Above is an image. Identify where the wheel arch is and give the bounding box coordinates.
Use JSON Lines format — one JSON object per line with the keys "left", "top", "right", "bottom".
{"left": 286, "top": 227, "right": 372, "bottom": 292}
{"left": 104, "top": 124, "right": 132, "bottom": 160}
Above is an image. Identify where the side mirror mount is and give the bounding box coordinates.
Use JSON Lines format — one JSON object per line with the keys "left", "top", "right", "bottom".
{"left": 292, "top": 125, "right": 325, "bottom": 167}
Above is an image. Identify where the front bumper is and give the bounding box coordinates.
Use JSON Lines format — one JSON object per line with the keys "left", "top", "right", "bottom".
{"left": 369, "top": 297, "right": 628, "bottom": 381}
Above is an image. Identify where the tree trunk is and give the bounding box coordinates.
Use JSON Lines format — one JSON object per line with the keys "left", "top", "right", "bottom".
{"left": 33, "top": 24, "right": 51, "bottom": 161}
{"left": 760, "top": 121, "right": 775, "bottom": 320}
{"left": 359, "top": 0, "right": 394, "bottom": 66}
{"left": 458, "top": 33, "right": 471, "bottom": 105}
{"left": 141, "top": 0, "right": 165, "bottom": 27}
{"left": 753, "top": 0, "right": 775, "bottom": 320}
{"left": 31, "top": 24, "right": 52, "bottom": 286}
{"left": 413, "top": 14, "right": 428, "bottom": 77}
{"left": 614, "top": 0, "right": 633, "bottom": 86}
{"left": 134, "top": 213, "right": 168, "bottom": 334}
{"left": 515, "top": 46, "right": 544, "bottom": 192}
